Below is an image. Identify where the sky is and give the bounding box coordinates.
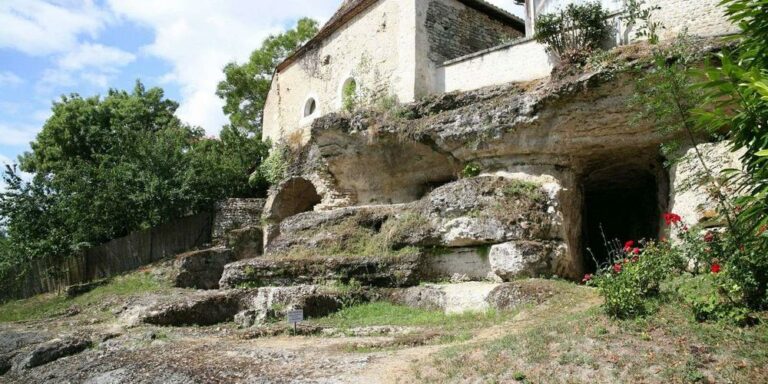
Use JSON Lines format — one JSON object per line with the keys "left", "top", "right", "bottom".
{"left": 0, "top": 0, "right": 524, "bottom": 167}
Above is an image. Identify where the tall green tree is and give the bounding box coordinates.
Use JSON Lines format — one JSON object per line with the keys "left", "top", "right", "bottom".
{"left": 216, "top": 18, "right": 319, "bottom": 133}
{"left": 0, "top": 81, "right": 267, "bottom": 272}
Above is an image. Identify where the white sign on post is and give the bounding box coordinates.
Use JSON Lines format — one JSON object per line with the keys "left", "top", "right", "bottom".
{"left": 287, "top": 309, "right": 304, "bottom": 329}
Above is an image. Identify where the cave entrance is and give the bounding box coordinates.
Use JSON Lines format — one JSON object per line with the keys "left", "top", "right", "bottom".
{"left": 270, "top": 177, "right": 321, "bottom": 221}
{"left": 581, "top": 165, "right": 665, "bottom": 273}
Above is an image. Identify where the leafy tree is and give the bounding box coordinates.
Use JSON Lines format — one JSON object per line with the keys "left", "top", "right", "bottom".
{"left": 0, "top": 81, "right": 267, "bottom": 280}
{"left": 216, "top": 18, "right": 319, "bottom": 133}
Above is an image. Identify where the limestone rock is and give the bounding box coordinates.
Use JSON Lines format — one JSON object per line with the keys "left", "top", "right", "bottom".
{"left": 21, "top": 337, "right": 92, "bottom": 369}
{"left": 133, "top": 290, "right": 250, "bottom": 327}
{"left": 0, "top": 354, "right": 11, "bottom": 375}
{"left": 225, "top": 226, "right": 263, "bottom": 259}
{"left": 172, "top": 247, "right": 233, "bottom": 290}
{"left": 234, "top": 285, "right": 360, "bottom": 327}
{"left": 219, "top": 254, "right": 423, "bottom": 289}
{"left": 486, "top": 280, "right": 558, "bottom": 310}
{"left": 489, "top": 241, "right": 566, "bottom": 280}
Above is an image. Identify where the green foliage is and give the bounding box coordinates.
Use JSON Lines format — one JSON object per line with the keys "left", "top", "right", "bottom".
{"left": 694, "top": 0, "right": 768, "bottom": 310}
{"left": 216, "top": 18, "right": 318, "bottom": 133}
{"left": 0, "top": 81, "right": 268, "bottom": 284}
{"left": 342, "top": 79, "right": 358, "bottom": 113}
{"left": 254, "top": 142, "right": 289, "bottom": 185}
{"left": 621, "top": 0, "right": 663, "bottom": 44}
{"left": 677, "top": 274, "right": 752, "bottom": 325}
{"left": 534, "top": 2, "right": 612, "bottom": 65}
{"left": 502, "top": 180, "right": 544, "bottom": 202}
{"left": 592, "top": 241, "right": 685, "bottom": 319}
{"left": 461, "top": 163, "right": 481, "bottom": 178}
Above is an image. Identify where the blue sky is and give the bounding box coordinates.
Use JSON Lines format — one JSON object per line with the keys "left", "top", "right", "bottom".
{"left": 0, "top": 0, "right": 522, "bottom": 167}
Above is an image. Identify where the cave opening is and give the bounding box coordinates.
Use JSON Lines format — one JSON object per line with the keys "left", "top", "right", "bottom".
{"left": 581, "top": 165, "right": 665, "bottom": 273}
{"left": 269, "top": 177, "right": 321, "bottom": 221}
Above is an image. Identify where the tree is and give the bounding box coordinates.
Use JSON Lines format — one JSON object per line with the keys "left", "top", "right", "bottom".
{"left": 216, "top": 18, "right": 319, "bottom": 134}
{"left": 0, "top": 81, "right": 267, "bottom": 276}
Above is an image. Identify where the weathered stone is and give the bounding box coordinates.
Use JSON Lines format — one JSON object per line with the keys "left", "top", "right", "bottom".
{"left": 136, "top": 290, "right": 250, "bottom": 327}
{"left": 220, "top": 254, "right": 423, "bottom": 289}
{"left": 421, "top": 247, "right": 492, "bottom": 282}
{"left": 212, "top": 198, "right": 265, "bottom": 243}
{"left": 489, "top": 241, "right": 566, "bottom": 280}
{"left": 226, "top": 226, "right": 263, "bottom": 259}
{"left": 485, "top": 280, "right": 558, "bottom": 310}
{"left": 234, "top": 285, "right": 361, "bottom": 327}
{"left": 172, "top": 247, "right": 233, "bottom": 289}
{"left": 669, "top": 142, "right": 745, "bottom": 230}
{"left": 0, "top": 354, "right": 11, "bottom": 375}
{"left": 386, "top": 282, "right": 500, "bottom": 314}
{"left": 21, "top": 337, "right": 92, "bottom": 369}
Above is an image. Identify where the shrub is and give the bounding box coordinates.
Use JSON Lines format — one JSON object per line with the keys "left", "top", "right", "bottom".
{"left": 461, "top": 163, "right": 481, "bottom": 178}
{"left": 534, "top": 2, "right": 612, "bottom": 65}
{"left": 591, "top": 239, "right": 685, "bottom": 318}
{"left": 590, "top": 213, "right": 688, "bottom": 319}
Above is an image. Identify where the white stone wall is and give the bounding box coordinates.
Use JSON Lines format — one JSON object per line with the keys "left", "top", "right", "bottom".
{"left": 668, "top": 142, "right": 745, "bottom": 231}
{"left": 263, "top": 0, "right": 413, "bottom": 144}
{"left": 646, "top": 0, "right": 738, "bottom": 39}
{"left": 437, "top": 38, "right": 554, "bottom": 93}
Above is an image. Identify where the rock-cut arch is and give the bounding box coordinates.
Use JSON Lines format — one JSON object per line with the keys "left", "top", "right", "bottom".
{"left": 265, "top": 177, "right": 322, "bottom": 222}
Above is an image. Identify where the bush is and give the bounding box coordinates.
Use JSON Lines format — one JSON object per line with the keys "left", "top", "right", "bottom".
{"left": 534, "top": 2, "right": 612, "bottom": 65}
{"left": 589, "top": 212, "right": 692, "bottom": 318}
{"left": 591, "top": 239, "right": 685, "bottom": 318}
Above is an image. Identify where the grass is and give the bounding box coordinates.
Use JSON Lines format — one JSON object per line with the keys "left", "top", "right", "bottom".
{"left": 412, "top": 276, "right": 768, "bottom": 383}
{"left": 0, "top": 271, "right": 171, "bottom": 323}
{"left": 311, "top": 301, "right": 512, "bottom": 330}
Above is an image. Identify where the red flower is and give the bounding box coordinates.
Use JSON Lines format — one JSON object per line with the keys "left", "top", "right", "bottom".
{"left": 703, "top": 232, "right": 715, "bottom": 243}
{"left": 631, "top": 256, "right": 640, "bottom": 263}
{"left": 613, "top": 263, "right": 622, "bottom": 273}
{"left": 710, "top": 263, "right": 721, "bottom": 274}
{"left": 663, "top": 212, "right": 682, "bottom": 226}
{"left": 582, "top": 274, "right": 593, "bottom": 283}
{"left": 633, "top": 247, "right": 640, "bottom": 255}
{"left": 758, "top": 225, "right": 767, "bottom": 236}
{"left": 624, "top": 240, "right": 635, "bottom": 252}
{"left": 660, "top": 236, "right": 667, "bottom": 243}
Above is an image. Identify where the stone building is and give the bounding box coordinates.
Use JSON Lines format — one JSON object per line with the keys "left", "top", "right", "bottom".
{"left": 263, "top": 0, "right": 737, "bottom": 144}
{"left": 253, "top": 0, "right": 739, "bottom": 281}
{"left": 262, "top": 0, "right": 526, "bottom": 143}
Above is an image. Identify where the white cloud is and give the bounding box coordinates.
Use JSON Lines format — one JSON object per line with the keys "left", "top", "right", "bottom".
{"left": 0, "top": 122, "right": 39, "bottom": 146}
{"left": 0, "top": 0, "right": 110, "bottom": 56}
{"left": 107, "top": 0, "right": 340, "bottom": 133}
{"left": 0, "top": 71, "right": 23, "bottom": 87}
{"left": 58, "top": 43, "right": 135, "bottom": 71}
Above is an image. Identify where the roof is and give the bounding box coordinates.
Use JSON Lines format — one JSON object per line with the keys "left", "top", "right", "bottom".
{"left": 275, "top": 0, "right": 526, "bottom": 72}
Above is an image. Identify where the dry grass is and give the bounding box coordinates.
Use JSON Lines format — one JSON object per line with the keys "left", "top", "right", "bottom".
{"left": 411, "top": 278, "right": 768, "bottom": 384}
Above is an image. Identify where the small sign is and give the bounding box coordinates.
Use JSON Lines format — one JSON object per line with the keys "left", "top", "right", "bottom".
{"left": 287, "top": 309, "right": 304, "bottom": 325}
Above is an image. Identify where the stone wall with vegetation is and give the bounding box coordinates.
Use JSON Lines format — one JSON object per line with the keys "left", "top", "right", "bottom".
{"left": 212, "top": 198, "right": 265, "bottom": 242}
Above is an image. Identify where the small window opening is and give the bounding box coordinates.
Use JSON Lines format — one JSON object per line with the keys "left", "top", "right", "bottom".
{"left": 304, "top": 98, "right": 317, "bottom": 117}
